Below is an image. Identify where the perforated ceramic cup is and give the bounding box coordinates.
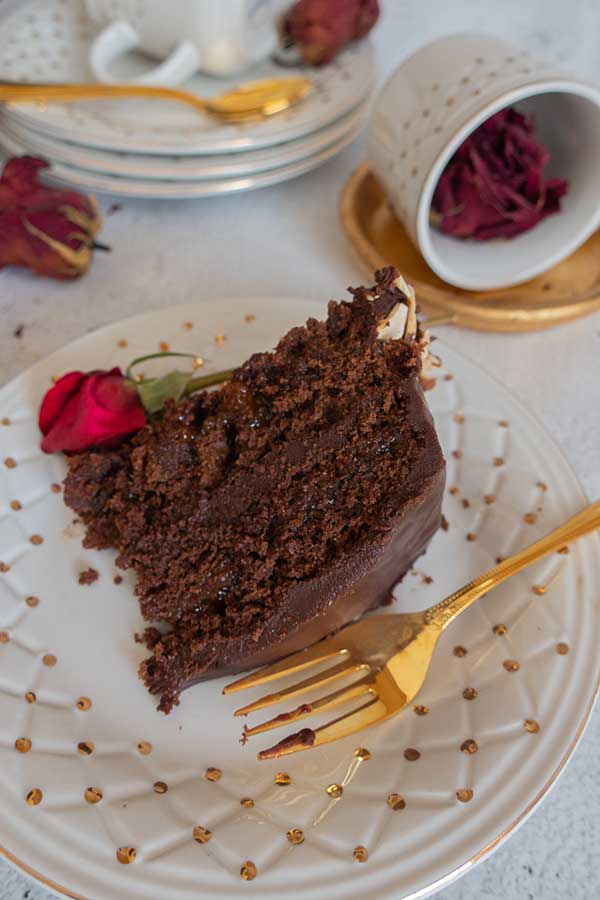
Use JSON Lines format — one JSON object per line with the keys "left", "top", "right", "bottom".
{"left": 368, "top": 34, "right": 600, "bottom": 291}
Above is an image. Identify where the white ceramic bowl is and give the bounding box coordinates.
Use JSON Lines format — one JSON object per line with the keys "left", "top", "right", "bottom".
{"left": 368, "top": 34, "right": 600, "bottom": 291}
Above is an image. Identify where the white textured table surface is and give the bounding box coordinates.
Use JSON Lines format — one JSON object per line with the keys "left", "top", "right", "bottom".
{"left": 1, "top": 1, "right": 599, "bottom": 898}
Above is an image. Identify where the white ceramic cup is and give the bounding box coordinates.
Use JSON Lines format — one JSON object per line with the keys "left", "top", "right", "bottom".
{"left": 85, "top": 0, "right": 288, "bottom": 85}
{"left": 368, "top": 34, "right": 600, "bottom": 291}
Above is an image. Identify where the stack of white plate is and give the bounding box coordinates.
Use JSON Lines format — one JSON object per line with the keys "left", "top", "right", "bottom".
{"left": 0, "top": 0, "right": 375, "bottom": 199}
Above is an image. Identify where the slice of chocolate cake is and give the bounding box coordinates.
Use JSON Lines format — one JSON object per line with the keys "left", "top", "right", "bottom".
{"left": 64, "top": 268, "right": 445, "bottom": 712}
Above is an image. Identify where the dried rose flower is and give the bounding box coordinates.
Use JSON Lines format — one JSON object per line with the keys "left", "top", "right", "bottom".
{"left": 431, "top": 108, "right": 568, "bottom": 241}
{"left": 284, "top": 0, "right": 379, "bottom": 66}
{"left": 0, "top": 156, "right": 102, "bottom": 279}
{"left": 38, "top": 352, "right": 234, "bottom": 454}
{"left": 39, "top": 369, "right": 147, "bottom": 453}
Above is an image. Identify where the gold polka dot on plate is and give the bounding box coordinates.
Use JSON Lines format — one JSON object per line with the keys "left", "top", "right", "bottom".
{"left": 275, "top": 772, "right": 291, "bottom": 785}
{"left": 10, "top": 500, "right": 22, "bottom": 511}
{"left": 240, "top": 861, "right": 257, "bottom": 881}
{"left": 137, "top": 741, "right": 152, "bottom": 755}
{"left": 116, "top": 847, "right": 136, "bottom": 865}
{"left": 116, "top": 339, "right": 127, "bottom": 348}
{"left": 26, "top": 788, "right": 42, "bottom": 806}
{"left": 387, "top": 793, "right": 406, "bottom": 810}
{"left": 286, "top": 828, "right": 304, "bottom": 845}
{"left": 556, "top": 642, "right": 569, "bottom": 655}
{"left": 192, "top": 826, "right": 212, "bottom": 844}
{"left": 158, "top": 341, "right": 170, "bottom": 352}
{"left": 353, "top": 845, "right": 369, "bottom": 862}
{"left": 205, "top": 767, "right": 222, "bottom": 782}
{"left": 183, "top": 321, "right": 193, "bottom": 330}
{"left": 15, "top": 737, "right": 32, "bottom": 753}
{"left": 326, "top": 783, "right": 343, "bottom": 798}
{"left": 245, "top": 314, "right": 256, "bottom": 323}
{"left": 0, "top": 631, "right": 9, "bottom": 644}
{"left": 50, "top": 483, "right": 62, "bottom": 493}
{"left": 456, "top": 789, "right": 473, "bottom": 803}
{"left": 493, "top": 624, "right": 507, "bottom": 636}
{"left": 85, "top": 787, "right": 103, "bottom": 804}
{"left": 76, "top": 696, "right": 92, "bottom": 711}
{"left": 463, "top": 687, "right": 478, "bottom": 700}
{"left": 214, "top": 333, "right": 226, "bottom": 345}
{"left": 460, "top": 739, "right": 478, "bottom": 754}
{"left": 532, "top": 584, "right": 546, "bottom": 596}
{"left": 1, "top": 417, "right": 10, "bottom": 426}
{"left": 454, "top": 645, "right": 467, "bottom": 658}
{"left": 413, "top": 704, "right": 429, "bottom": 715}
{"left": 77, "top": 741, "right": 95, "bottom": 756}
{"left": 192, "top": 825, "right": 212, "bottom": 844}
{"left": 29, "top": 534, "right": 44, "bottom": 545}
{"left": 4, "top": 457, "right": 17, "bottom": 468}
{"left": 503, "top": 660, "right": 520, "bottom": 672}
{"left": 192, "top": 356, "right": 204, "bottom": 369}
{"left": 354, "top": 747, "right": 371, "bottom": 760}
{"left": 524, "top": 719, "right": 540, "bottom": 734}
{"left": 25, "top": 691, "right": 36, "bottom": 704}
{"left": 153, "top": 781, "right": 168, "bottom": 794}
{"left": 26, "top": 595, "right": 40, "bottom": 608}
{"left": 404, "top": 748, "right": 420, "bottom": 761}
{"left": 42, "top": 653, "right": 57, "bottom": 667}
{"left": 240, "top": 797, "right": 254, "bottom": 808}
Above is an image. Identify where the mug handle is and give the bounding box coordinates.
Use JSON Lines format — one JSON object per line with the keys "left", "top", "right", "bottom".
{"left": 89, "top": 20, "right": 200, "bottom": 87}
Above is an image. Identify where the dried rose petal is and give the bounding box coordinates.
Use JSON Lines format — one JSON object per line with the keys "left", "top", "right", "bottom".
{"left": 0, "top": 156, "right": 102, "bottom": 279}
{"left": 285, "top": 0, "right": 379, "bottom": 66}
{"left": 431, "top": 108, "right": 568, "bottom": 241}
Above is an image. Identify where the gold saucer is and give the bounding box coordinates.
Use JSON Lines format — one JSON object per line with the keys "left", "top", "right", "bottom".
{"left": 340, "top": 162, "right": 600, "bottom": 332}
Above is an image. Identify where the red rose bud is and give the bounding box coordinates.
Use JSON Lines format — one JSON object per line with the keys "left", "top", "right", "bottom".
{"left": 285, "top": 0, "right": 379, "bottom": 66}
{"left": 431, "top": 108, "right": 568, "bottom": 241}
{"left": 0, "top": 156, "right": 102, "bottom": 279}
{"left": 39, "top": 368, "right": 146, "bottom": 453}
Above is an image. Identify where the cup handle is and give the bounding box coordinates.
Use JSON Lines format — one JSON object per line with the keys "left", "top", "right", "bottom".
{"left": 89, "top": 20, "right": 200, "bottom": 87}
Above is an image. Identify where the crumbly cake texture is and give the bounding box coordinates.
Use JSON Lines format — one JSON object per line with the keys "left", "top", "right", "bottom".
{"left": 64, "top": 268, "right": 446, "bottom": 712}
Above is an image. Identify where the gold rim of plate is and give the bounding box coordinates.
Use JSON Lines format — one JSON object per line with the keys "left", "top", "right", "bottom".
{"left": 340, "top": 162, "right": 600, "bottom": 333}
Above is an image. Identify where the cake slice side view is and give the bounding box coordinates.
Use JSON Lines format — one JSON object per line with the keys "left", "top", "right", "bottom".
{"left": 64, "top": 267, "right": 446, "bottom": 712}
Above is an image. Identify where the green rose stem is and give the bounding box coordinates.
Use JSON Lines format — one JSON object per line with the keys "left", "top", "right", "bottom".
{"left": 183, "top": 368, "right": 236, "bottom": 394}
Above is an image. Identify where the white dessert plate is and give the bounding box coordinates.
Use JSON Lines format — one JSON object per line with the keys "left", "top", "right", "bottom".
{"left": 0, "top": 0, "right": 375, "bottom": 155}
{"left": 0, "top": 296, "right": 598, "bottom": 900}
{"left": 0, "top": 120, "right": 362, "bottom": 197}
{"left": 0, "top": 99, "right": 369, "bottom": 181}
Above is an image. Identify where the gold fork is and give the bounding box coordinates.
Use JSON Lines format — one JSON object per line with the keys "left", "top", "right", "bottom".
{"left": 0, "top": 77, "right": 312, "bottom": 123}
{"left": 224, "top": 499, "right": 600, "bottom": 759}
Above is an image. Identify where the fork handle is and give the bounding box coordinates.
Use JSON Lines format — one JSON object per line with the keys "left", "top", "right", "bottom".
{"left": 0, "top": 82, "right": 207, "bottom": 111}
{"left": 426, "top": 499, "right": 600, "bottom": 630}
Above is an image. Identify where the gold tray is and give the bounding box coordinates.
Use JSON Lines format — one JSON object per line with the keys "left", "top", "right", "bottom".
{"left": 340, "top": 162, "right": 600, "bottom": 332}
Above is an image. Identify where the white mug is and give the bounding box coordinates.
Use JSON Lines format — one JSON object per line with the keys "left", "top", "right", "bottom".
{"left": 368, "top": 34, "right": 600, "bottom": 290}
{"left": 85, "top": 0, "right": 288, "bottom": 85}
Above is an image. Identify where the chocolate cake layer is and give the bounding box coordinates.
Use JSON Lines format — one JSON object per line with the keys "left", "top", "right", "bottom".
{"left": 64, "top": 268, "right": 446, "bottom": 712}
